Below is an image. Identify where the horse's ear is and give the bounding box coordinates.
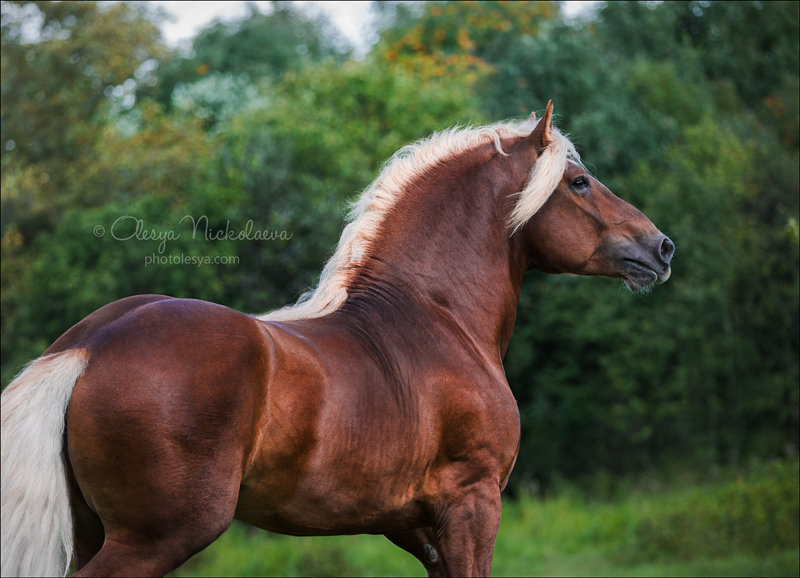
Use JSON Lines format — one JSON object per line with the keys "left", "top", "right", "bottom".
{"left": 529, "top": 100, "right": 554, "bottom": 152}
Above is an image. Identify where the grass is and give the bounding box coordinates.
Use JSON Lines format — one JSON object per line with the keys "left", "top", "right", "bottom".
{"left": 172, "top": 458, "right": 799, "bottom": 577}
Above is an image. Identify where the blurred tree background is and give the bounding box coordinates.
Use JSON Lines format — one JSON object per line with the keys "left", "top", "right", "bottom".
{"left": 2, "top": 0, "right": 797, "bottom": 512}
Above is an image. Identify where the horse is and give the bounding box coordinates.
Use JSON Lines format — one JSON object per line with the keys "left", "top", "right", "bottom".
{"left": 1, "top": 101, "right": 674, "bottom": 577}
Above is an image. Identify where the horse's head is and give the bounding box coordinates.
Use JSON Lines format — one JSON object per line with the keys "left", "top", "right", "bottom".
{"left": 514, "top": 102, "right": 674, "bottom": 292}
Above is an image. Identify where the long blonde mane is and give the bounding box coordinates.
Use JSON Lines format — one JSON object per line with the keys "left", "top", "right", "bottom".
{"left": 260, "top": 115, "right": 580, "bottom": 322}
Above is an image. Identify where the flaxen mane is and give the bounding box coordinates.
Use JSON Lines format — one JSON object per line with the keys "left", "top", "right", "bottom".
{"left": 260, "top": 115, "right": 580, "bottom": 322}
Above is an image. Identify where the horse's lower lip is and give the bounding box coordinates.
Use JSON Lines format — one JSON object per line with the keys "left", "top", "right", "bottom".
{"left": 622, "top": 260, "right": 659, "bottom": 290}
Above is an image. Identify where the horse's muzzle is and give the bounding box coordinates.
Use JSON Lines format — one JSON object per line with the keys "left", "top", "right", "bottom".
{"left": 619, "top": 233, "right": 674, "bottom": 291}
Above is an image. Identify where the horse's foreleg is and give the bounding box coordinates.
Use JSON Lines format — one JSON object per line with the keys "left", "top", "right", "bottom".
{"left": 431, "top": 484, "right": 502, "bottom": 577}
{"left": 385, "top": 527, "right": 446, "bottom": 577}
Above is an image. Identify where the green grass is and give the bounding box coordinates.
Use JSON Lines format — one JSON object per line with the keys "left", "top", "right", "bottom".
{"left": 172, "top": 458, "right": 799, "bottom": 577}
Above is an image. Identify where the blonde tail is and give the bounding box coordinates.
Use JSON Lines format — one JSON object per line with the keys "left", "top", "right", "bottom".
{"left": 1, "top": 350, "right": 89, "bottom": 577}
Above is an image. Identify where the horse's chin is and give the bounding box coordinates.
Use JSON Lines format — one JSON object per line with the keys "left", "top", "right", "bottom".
{"left": 622, "top": 261, "right": 670, "bottom": 292}
{"left": 623, "top": 277, "right": 654, "bottom": 293}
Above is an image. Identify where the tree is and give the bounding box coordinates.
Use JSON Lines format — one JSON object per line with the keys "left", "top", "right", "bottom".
{"left": 153, "top": 1, "right": 350, "bottom": 108}
{"left": 376, "top": 0, "right": 558, "bottom": 84}
{"left": 1, "top": 1, "right": 166, "bottom": 244}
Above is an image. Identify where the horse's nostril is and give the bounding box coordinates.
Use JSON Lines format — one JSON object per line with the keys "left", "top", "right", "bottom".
{"left": 660, "top": 236, "right": 675, "bottom": 264}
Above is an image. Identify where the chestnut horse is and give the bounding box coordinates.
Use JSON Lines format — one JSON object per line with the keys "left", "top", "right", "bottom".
{"left": 1, "top": 102, "right": 674, "bottom": 577}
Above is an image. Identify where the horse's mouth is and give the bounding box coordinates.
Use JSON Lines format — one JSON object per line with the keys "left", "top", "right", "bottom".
{"left": 622, "top": 260, "right": 670, "bottom": 292}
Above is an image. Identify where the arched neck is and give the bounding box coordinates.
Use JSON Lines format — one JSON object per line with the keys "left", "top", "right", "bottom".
{"left": 339, "top": 145, "right": 532, "bottom": 361}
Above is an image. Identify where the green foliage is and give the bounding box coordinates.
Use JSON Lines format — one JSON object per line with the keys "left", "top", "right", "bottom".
{"left": 153, "top": 1, "right": 349, "bottom": 107}
{"left": 0, "top": 1, "right": 165, "bottom": 238}
{"left": 171, "top": 73, "right": 267, "bottom": 133}
{"left": 498, "top": 460, "right": 799, "bottom": 575}
{"left": 376, "top": 0, "right": 558, "bottom": 83}
{"left": 1, "top": 1, "right": 164, "bottom": 165}
{"left": 630, "top": 460, "right": 799, "bottom": 560}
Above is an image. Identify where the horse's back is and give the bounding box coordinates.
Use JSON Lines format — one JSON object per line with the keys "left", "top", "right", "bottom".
{"left": 45, "top": 294, "right": 173, "bottom": 355}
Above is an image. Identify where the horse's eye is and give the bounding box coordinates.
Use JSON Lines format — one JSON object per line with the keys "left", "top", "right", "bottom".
{"left": 571, "top": 176, "right": 589, "bottom": 192}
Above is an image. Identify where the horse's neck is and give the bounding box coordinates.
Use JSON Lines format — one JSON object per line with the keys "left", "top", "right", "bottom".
{"left": 351, "top": 155, "right": 528, "bottom": 359}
